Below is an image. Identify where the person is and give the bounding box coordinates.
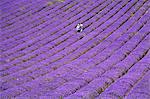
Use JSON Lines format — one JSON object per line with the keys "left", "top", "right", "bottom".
{"left": 76, "top": 23, "right": 83, "bottom": 32}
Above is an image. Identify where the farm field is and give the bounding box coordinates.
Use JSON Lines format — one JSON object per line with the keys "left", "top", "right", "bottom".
{"left": 0, "top": 0, "right": 150, "bottom": 98}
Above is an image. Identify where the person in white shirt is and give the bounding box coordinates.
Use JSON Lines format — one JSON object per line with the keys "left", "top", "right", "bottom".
{"left": 76, "top": 23, "right": 83, "bottom": 32}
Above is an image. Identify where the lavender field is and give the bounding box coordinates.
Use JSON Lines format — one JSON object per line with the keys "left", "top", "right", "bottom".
{"left": 0, "top": 0, "right": 150, "bottom": 98}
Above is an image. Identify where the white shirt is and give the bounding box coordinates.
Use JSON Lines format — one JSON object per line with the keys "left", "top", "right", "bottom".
{"left": 76, "top": 24, "right": 83, "bottom": 32}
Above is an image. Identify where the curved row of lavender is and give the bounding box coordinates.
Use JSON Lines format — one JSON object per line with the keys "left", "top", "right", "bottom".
{"left": 0, "top": 0, "right": 150, "bottom": 99}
